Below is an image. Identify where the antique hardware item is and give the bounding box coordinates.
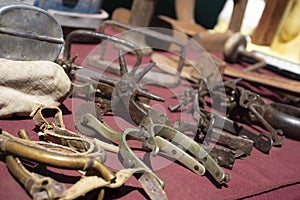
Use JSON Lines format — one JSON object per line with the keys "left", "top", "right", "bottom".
{"left": 110, "top": 61, "right": 165, "bottom": 126}
{"left": 74, "top": 102, "right": 165, "bottom": 188}
{"left": 30, "top": 105, "right": 168, "bottom": 199}
{"left": 97, "top": 51, "right": 162, "bottom": 125}
{"left": 212, "top": 80, "right": 285, "bottom": 147}
{"left": 212, "top": 113, "right": 273, "bottom": 154}
{"left": 5, "top": 129, "right": 67, "bottom": 200}
{"left": 63, "top": 28, "right": 183, "bottom": 88}
{"left": 169, "top": 85, "right": 271, "bottom": 153}
{"left": 79, "top": 111, "right": 212, "bottom": 182}
{"left": 76, "top": 103, "right": 205, "bottom": 177}
{"left": 30, "top": 105, "right": 110, "bottom": 159}
{"left": 0, "top": 130, "right": 115, "bottom": 182}
{"left": 0, "top": 4, "right": 64, "bottom": 61}
{"left": 151, "top": 123, "right": 230, "bottom": 183}
{"left": 63, "top": 29, "right": 142, "bottom": 66}
{"left": 5, "top": 143, "right": 162, "bottom": 200}
{"left": 98, "top": 20, "right": 186, "bottom": 62}
{"left": 204, "top": 128, "right": 253, "bottom": 158}
{"left": 6, "top": 155, "right": 66, "bottom": 200}
{"left": 29, "top": 105, "right": 115, "bottom": 184}
{"left": 74, "top": 51, "right": 229, "bottom": 184}
{"left": 195, "top": 109, "right": 254, "bottom": 157}
{"left": 86, "top": 20, "right": 187, "bottom": 87}
{"left": 170, "top": 89, "right": 254, "bottom": 159}
{"left": 110, "top": 55, "right": 230, "bottom": 183}
{"left": 118, "top": 128, "right": 165, "bottom": 188}
{"left": 5, "top": 129, "right": 157, "bottom": 200}
{"left": 61, "top": 29, "right": 142, "bottom": 83}
{"left": 223, "top": 33, "right": 266, "bottom": 72}
{"left": 258, "top": 102, "right": 300, "bottom": 141}
{"left": 75, "top": 103, "right": 169, "bottom": 199}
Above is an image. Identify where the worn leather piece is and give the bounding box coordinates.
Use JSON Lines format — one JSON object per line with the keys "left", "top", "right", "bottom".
{"left": 0, "top": 58, "right": 71, "bottom": 117}
{"left": 61, "top": 168, "right": 149, "bottom": 200}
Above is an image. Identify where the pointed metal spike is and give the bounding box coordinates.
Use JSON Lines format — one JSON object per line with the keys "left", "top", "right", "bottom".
{"left": 118, "top": 50, "right": 128, "bottom": 76}
{"left": 135, "top": 62, "right": 156, "bottom": 83}
{"left": 136, "top": 89, "right": 165, "bottom": 102}
{"left": 71, "top": 54, "right": 78, "bottom": 62}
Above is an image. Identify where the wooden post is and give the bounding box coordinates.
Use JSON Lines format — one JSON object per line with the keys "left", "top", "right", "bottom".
{"left": 251, "top": 0, "right": 290, "bottom": 46}
{"left": 129, "top": 0, "right": 156, "bottom": 27}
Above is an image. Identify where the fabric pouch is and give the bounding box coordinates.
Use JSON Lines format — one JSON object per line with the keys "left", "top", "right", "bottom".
{"left": 0, "top": 58, "right": 71, "bottom": 117}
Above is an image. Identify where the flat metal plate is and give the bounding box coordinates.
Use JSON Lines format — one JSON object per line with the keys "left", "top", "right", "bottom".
{"left": 0, "top": 4, "right": 64, "bottom": 61}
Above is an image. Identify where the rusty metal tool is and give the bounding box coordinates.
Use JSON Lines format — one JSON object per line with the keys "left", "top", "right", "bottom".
{"left": 76, "top": 102, "right": 205, "bottom": 177}
{"left": 75, "top": 104, "right": 169, "bottom": 199}
{"left": 89, "top": 20, "right": 186, "bottom": 87}
{"left": 255, "top": 102, "right": 300, "bottom": 141}
{"left": 212, "top": 80, "right": 285, "bottom": 147}
{"left": 167, "top": 120, "right": 237, "bottom": 169}
{"left": 63, "top": 27, "right": 185, "bottom": 88}
{"left": 110, "top": 52, "right": 230, "bottom": 183}
{"left": 134, "top": 109, "right": 230, "bottom": 182}
{"left": 63, "top": 29, "right": 142, "bottom": 66}
{"left": 210, "top": 113, "right": 273, "bottom": 154}
{"left": 169, "top": 82, "right": 272, "bottom": 154}
{"left": 97, "top": 20, "right": 186, "bottom": 68}
{"left": 97, "top": 127, "right": 168, "bottom": 199}
{"left": 170, "top": 89, "right": 254, "bottom": 158}
{"left": 74, "top": 51, "right": 230, "bottom": 184}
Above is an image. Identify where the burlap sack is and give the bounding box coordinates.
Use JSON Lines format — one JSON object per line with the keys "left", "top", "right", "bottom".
{"left": 0, "top": 58, "right": 71, "bottom": 117}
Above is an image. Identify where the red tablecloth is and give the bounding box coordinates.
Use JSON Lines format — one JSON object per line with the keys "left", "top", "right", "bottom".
{"left": 0, "top": 43, "right": 300, "bottom": 200}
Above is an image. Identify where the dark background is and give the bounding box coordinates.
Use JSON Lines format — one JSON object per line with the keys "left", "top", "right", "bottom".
{"left": 102, "top": 0, "right": 227, "bottom": 29}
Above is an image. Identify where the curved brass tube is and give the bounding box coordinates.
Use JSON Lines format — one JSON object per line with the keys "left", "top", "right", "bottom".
{"left": 1, "top": 131, "right": 115, "bottom": 182}
{"left": 6, "top": 155, "right": 66, "bottom": 200}
{"left": 5, "top": 129, "right": 66, "bottom": 200}
{"left": 6, "top": 155, "right": 30, "bottom": 188}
